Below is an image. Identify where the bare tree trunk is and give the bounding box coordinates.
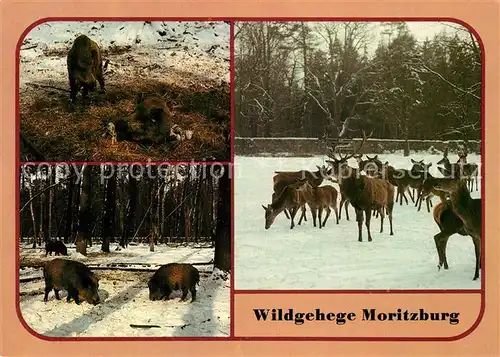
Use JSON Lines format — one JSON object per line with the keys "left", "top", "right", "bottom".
{"left": 120, "top": 166, "right": 138, "bottom": 248}
{"left": 72, "top": 175, "right": 81, "bottom": 243}
{"left": 39, "top": 173, "right": 45, "bottom": 246}
{"left": 76, "top": 165, "right": 93, "bottom": 256}
{"left": 160, "top": 180, "right": 167, "bottom": 242}
{"left": 64, "top": 166, "right": 75, "bottom": 244}
{"left": 214, "top": 165, "right": 231, "bottom": 272}
{"left": 24, "top": 167, "right": 38, "bottom": 248}
{"left": 102, "top": 165, "right": 116, "bottom": 253}
{"left": 149, "top": 174, "right": 158, "bottom": 252}
{"left": 403, "top": 132, "right": 410, "bottom": 157}
{"left": 116, "top": 168, "right": 124, "bottom": 242}
{"left": 48, "top": 166, "right": 54, "bottom": 241}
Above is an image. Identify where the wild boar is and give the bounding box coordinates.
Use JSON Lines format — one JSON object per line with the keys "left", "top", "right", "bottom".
{"left": 148, "top": 263, "right": 200, "bottom": 302}
{"left": 43, "top": 258, "right": 100, "bottom": 305}
{"left": 67, "top": 34, "right": 107, "bottom": 107}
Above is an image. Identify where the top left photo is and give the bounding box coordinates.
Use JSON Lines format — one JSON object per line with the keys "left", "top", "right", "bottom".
{"left": 18, "top": 20, "right": 230, "bottom": 163}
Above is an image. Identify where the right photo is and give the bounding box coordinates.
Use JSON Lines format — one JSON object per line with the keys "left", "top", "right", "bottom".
{"left": 233, "top": 21, "right": 482, "bottom": 290}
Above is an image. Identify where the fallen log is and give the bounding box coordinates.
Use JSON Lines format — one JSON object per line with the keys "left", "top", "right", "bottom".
{"left": 20, "top": 275, "right": 43, "bottom": 283}
{"left": 130, "top": 324, "right": 161, "bottom": 329}
{"left": 26, "top": 82, "right": 70, "bottom": 93}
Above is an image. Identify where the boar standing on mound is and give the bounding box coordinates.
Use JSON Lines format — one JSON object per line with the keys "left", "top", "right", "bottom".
{"left": 148, "top": 263, "right": 200, "bottom": 302}
{"left": 45, "top": 240, "right": 68, "bottom": 256}
{"left": 43, "top": 258, "right": 100, "bottom": 305}
{"left": 67, "top": 34, "right": 107, "bottom": 107}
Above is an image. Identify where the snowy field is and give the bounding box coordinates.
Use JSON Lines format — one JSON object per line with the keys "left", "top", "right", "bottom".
{"left": 234, "top": 150, "right": 482, "bottom": 290}
{"left": 19, "top": 243, "right": 230, "bottom": 337}
{"left": 19, "top": 21, "right": 230, "bottom": 90}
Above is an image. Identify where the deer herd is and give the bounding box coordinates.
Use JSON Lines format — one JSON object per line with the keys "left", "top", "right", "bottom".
{"left": 262, "top": 131, "right": 482, "bottom": 281}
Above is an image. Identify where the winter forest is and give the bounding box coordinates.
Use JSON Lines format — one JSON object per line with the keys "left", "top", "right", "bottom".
{"left": 234, "top": 21, "right": 481, "bottom": 141}
{"left": 19, "top": 164, "right": 230, "bottom": 270}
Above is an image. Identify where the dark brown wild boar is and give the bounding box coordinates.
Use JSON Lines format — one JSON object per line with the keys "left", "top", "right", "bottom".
{"left": 148, "top": 263, "right": 200, "bottom": 302}
{"left": 43, "top": 258, "right": 100, "bottom": 305}
{"left": 67, "top": 34, "right": 107, "bottom": 107}
{"left": 135, "top": 94, "right": 176, "bottom": 144}
{"left": 45, "top": 240, "right": 68, "bottom": 256}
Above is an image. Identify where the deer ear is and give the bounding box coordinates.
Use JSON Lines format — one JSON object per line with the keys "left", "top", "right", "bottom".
{"left": 411, "top": 159, "right": 416, "bottom": 163}
{"left": 262, "top": 205, "right": 267, "bottom": 210}
{"left": 374, "top": 155, "right": 378, "bottom": 159}
{"left": 427, "top": 163, "right": 432, "bottom": 168}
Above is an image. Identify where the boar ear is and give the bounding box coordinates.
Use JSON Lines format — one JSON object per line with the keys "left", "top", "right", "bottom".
{"left": 103, "top": 59, "right": 109, "bottom": 72}
{"left": 136, "top": 92, "right": 145, "bottom": 104}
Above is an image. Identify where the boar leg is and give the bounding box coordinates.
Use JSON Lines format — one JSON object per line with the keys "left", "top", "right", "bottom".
{"left": 44, "top": 284, "right": 52, "bottom": 302}
{"left": 54, "top": 288, "right": 61, "bottom": 300}
{"left": 162, "top": 287, "right": 172, "bottom": 300}
{"left": 190, "top": 287, "right": 197, "bottom": 302}
{"left": 180, "top": 287, "right": 189, "bottom": 301}
{"left": 69, "top": 77, "right": 78, "bottom": 106}
{"left": 97, "top": 71, "right": 105, "bottom": 93}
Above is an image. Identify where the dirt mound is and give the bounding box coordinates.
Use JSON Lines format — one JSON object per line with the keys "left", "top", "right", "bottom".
{"left": 20, "top": 77, "right": 230, "bottom": 162}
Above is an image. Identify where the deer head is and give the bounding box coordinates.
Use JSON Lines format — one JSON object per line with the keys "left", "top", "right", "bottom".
{"left": 437, "top": 148, "right": 450, "bottom": 166}
{"left": 262, "top": 204, "right": 277, "bottom": 230}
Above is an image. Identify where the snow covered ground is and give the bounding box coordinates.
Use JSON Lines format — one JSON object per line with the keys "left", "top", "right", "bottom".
{"left": 234, "top": 150, "right": 482, "bottom": 290}
{"left": 19, "top": 21, "right": 229, "bottom": 90}
{"left": 19, "top": 243, "right": 230, "bottom": 337}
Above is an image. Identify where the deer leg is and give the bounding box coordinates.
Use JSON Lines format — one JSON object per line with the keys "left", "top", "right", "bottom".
{"left": 334, "top": 203, "right": 339, "bottom": 224}
{"left": 408, "top": 188, "right": 415, "bottom": 203}
{"left": 311, "top": 208, "right": 317, "bottom": 228}
{"left": 398, "top": 187, "right": 408, "bottom": 205}
{"left": 379, "top": 207, "right": 385, "bottom": 233}
{"left": 472, "top": 237, "right": 481, "bottom": 280}
{"left": 417, "top": 193, "right": 423, "bottom": 211}
{"left": 387, "top": 203, "right": 394, "bottom": 235}
{"left": 289, "top": 207, "right": 298, "bottom": 230}
{"left": 345, "top": 200, "right": 350, "bottom": 221}
{"left": 318, "top": 207, "right": 324, "bottom": 229}
{"left": 434, "top": 232, "right": 448, "bottom": 270}
{"left": 297, "top": 205, "right": 306, "bottom": 225}
{"left": 322, "top": 207, "right": 331, "bottom": 227}
{"left": 356, "top": 209, "right": 364, "bottom": 242}
{"left": 365, "top": 209, "right": 373, "bottom": 242}
{"left": 284, "top": 209, "right": 291, "bottom": 219}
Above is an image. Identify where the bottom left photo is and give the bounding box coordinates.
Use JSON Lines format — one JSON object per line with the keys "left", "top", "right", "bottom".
{"left": 17, "top": 163, "right": 231, "bottom": 338}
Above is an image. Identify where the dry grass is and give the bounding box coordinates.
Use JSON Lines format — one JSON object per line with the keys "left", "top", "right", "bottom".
{"left": 20, "top": 77, "right": 230, "bottom": 162}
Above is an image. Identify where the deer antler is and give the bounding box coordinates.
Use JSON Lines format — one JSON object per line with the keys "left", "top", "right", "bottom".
{"left": 340, "top": 130, "right": 372, "bottom": 162}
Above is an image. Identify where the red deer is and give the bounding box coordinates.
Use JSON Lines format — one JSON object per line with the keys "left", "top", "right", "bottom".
{"left": 262, "top": 179, "right": 308, "bottom": 230}
{"left": 409, "top": 159, "right": 433, "bottom": 207}
{"left": 433, "top": 179, "right": 481, "bottom": 280}
{"left": 432, "top": 200, "right": 469, "bottom": 273}
{"left": 381, "top": 162, "right": 415, "bottom": 206}
{"left": 272, "top": 177, "right": 308, "bottom": 223}
{"left": 457, "top": 152, "right": 479, "bottom": 192}
{"left": 354, "top": 154, "right": 382, "bottom": 178}
{"left": 416, "top": 177, "right": 458, "bottom": 212}
{"left": 339, "top": 165, "right": 395, "bottom": 242}
{"left": 437, "top": 148, "right": 479, "bottom": 192}
{"left": 297, "top": 182, "right": 339, "bottom": 228}
{"left": 325, "top": 131, "right": 373, "bottom": 222}
{"left": 272, "top": 165, "right": 332, "bottom": 220}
